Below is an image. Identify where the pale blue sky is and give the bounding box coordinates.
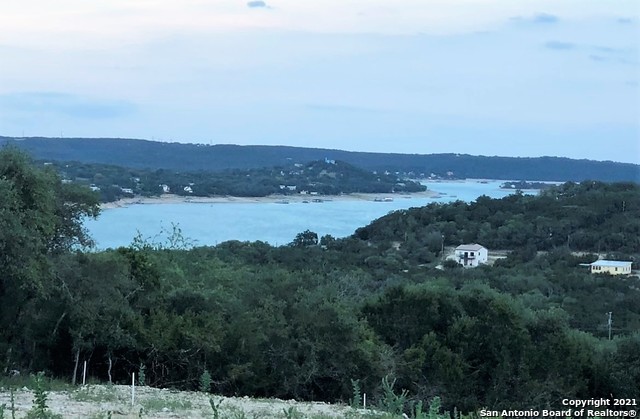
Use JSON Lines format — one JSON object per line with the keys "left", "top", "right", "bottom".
{"left": 0, "top": 0, "right": 638, "bottom": 163}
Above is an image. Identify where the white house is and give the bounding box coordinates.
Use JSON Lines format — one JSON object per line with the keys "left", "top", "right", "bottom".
{"left": 454, "top": 243, "right": 488, "bottom": 268}
{"left": 589, "top": 260, "right": 632, "bottom": 276}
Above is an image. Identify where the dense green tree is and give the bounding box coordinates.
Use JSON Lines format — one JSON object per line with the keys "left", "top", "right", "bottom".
{"left": 0, "top": 148, "right": 100, "bottom": 371}
{"left": 51, "top": 252, "right": 139, "bottom": 384}
{"left": 291, "top": 230, "right": 319, "bottom": 247}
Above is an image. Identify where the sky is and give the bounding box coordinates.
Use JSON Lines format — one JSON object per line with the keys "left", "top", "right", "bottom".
{"left": 0, "top": 1, "right": 638, "bottom": 163}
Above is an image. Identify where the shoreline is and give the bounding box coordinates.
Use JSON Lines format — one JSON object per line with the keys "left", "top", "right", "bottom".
{"left": 101, "top": 190, "right": 440, "bottom": 210}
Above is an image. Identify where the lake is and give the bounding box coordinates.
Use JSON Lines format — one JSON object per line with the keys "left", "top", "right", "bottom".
{"left": 84, "top": 180, "right": 534, "bottom": 249}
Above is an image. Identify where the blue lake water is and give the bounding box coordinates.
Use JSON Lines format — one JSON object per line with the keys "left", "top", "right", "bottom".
{"left": 85, "top": 180, "right": 533, "bottom": 249}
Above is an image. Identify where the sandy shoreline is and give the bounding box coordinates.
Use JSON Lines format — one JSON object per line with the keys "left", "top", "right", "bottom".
{"left": 101, "top": 190, "right": 440, "bottom": 210}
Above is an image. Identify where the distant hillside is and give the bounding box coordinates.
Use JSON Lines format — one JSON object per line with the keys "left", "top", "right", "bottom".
{"left": 2, "top": 136, "right": 638, "bottom": 182}
{"left": 44, "top": 158, "right": 425, "bottom": 202}
{"left": 354, "top": 181, "right": 640, "bottom": 254}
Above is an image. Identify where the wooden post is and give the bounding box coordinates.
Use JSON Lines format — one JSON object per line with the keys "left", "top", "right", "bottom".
{"left": 363, "top": 393, "right": 366, "bottom": 409}
{"left": 131, "top": 373, "right": 135, "bottom": 406}
{"left": 107, "top": 355, "right": 112, "bottom": 384}
{"left": 72, "top": 349, "right": 80, "bottom": 385}
{"left": 82, "top": 361, "right": 87, "bottom": 386}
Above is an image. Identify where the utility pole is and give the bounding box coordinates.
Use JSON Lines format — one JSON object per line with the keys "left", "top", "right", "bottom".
{"left": 607, "top": 312, "right": 612, "bottom": 340}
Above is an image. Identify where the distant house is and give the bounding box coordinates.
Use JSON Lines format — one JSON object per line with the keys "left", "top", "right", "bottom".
{"left": 454, "top": 244, "right": 488, "bottom": 268}
{"left": 160, "top": 184, "right": 170, "bottom": 193}
{"left": 120, "top": 187, "right": 134, "bottom": 194}
{"left": 590, "top": 260, "right": 632, "bottom": 276}
{"left": 183, "top": 186, "right": 193, "bottom": 194}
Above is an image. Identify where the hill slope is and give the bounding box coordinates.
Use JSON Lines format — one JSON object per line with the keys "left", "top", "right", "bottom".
{"left": 46, "top": 158, "right": 426, "bottom": 202}
{"left": 2, "top": 136, "right": 638, "bottom": 181}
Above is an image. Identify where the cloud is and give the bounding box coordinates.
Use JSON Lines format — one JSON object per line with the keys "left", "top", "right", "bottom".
{"left": 247, "top": 1, "right": 268, "bottom": 8}
{"left": 619, "top": 57, "right": 638, "bottom": 66}
{"left": 305, "top": 103, "right": 385, "bottom": 114}
{"left": 0, "top": 92, "right": 136, "bottom": 119}
{"left": 588, "top": 45, "right": 637, "bottom": 65}
{"left": 511, "top": 13, "right": 560, "bottom": 25}
{"left": 616, "top": 17, "right": 635, "bottom": 25}
{"left": 542, "top": 41, "right": 636, "bottom": 65}
{"left": 532, "top": 13, "right": 560, "bottom": 24}
{"left": 544, "top": 41, "right": 576, "bottom": 50}
{"left": 592, "top": 46, "right": 617, "bottom": 53}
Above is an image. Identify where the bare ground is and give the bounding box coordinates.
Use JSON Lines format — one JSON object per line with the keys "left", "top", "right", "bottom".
{"left": 100, "top": 191, "right": 438, "bottom": 210}
{"left": 0, "top": 385, "right": 375, "bottom": 418}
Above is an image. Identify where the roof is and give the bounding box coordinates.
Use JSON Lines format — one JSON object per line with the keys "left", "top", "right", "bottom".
{"left": 590, "top": 260, "right": 632, "bottom": 268}
{"left": 455, "top": 243, "right": 486, "bottom": 251}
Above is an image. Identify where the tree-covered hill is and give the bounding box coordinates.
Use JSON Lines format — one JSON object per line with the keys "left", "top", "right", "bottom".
{"left": 43, "top": 158, "right": 425, "bottom": 202}
{"left": 2, "top": 136, "right": 638, "bottom": 182}
{"left": 355, "top": 181, "right": 640, "bottom": 255}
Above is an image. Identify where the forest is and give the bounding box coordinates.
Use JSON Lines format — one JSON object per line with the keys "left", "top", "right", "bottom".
{"left": 1, "top": 147, "right": 639, "bottom": 415}
{"left": 356, "top": 181, "right": 640, "bottom": 255}
{"left": 3, "top": 136, "right": 639, "bottom": 182}
{"left": 42, "top": 158, "right": 425, "bottom": 202}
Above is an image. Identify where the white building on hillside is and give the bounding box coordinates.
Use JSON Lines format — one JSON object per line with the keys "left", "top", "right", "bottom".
{"left": 454, "top": 244, "right": 488, "bottom": 268}
{"left": 590, "top": 260, "right": 632, "bottom": 276}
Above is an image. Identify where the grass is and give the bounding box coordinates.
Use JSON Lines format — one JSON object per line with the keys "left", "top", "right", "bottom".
{"left": 25, "top": 372, "right": 63, "bottom": 419}
{"left": 71, "top": 385, "right": 121, "bottom": 403}
{"left": 283, "top": 406, "right": 304, "bottom": 419}
{"left": 0, "top": 374, "right": 72, "bottom": 393}
{"left": 141, "top": 396, "right": 193, "bottom": 412}
{"left": 87, "top": 413, "right": 113, "bottom": 419}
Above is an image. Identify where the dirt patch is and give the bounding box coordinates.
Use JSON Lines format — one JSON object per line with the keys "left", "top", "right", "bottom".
{"left": 101, "top": 191, "right": 439, "bottom": 210}
{"left": 0, "top": 385, "right": 374, "bottom": 418}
